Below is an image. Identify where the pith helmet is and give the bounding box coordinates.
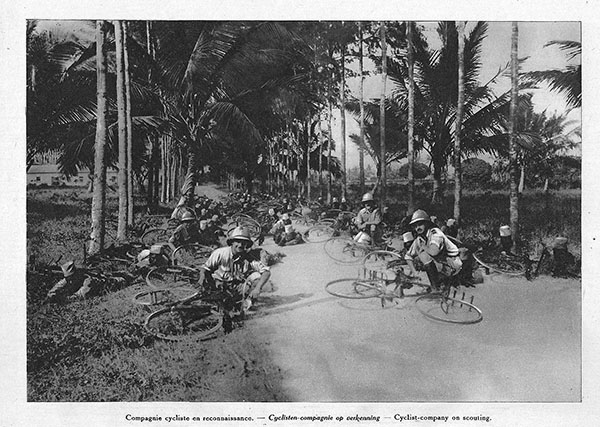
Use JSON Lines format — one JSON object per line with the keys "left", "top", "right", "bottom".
{"left": 182, "top": 211, "right": 196, "bottom": 222}
{"left": 361, "top": 192, "right": 374, "bottom": 203}
{"left": 61, "top": 261, "right": 76, "bottom": 278}
{"left": 227, "top": 226, "right": 253, "bottom": 246}
{"left": 409, "top": 209, "right": 431, "bottom": 225}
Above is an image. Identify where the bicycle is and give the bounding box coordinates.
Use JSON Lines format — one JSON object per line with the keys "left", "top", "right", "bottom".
{"left": 137, "top": 270, "right": 251, "bottom": 341}
{"left": 301, "top": 210, "right": 356, "bottom": 244}
{"left": 142, "top": 291, "right": 224, "bottom": 342}
{"left": 171, "top": 243, "right": 215, "bottom": 267}
{"left": 325, "top": 267, "right": 483, "bottom": 324}
{"left": 472, "top": 244, "right": 553, "bottom": 280}
{"left": 323, "top": 227, "right": 398, "bottom": 265}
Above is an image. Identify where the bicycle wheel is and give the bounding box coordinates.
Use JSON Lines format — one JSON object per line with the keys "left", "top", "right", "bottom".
{"left": 132, "top": 287, "right": 199, "bottom": 307}
{"left": 324, "top": 236, "right": 371, "bottom": 265}
{"left": 172, "top": 243, "right": 214, "bottom": 266}
{"left": 290, "top": 211, "right": 313, "bottom": 226}
{"left": 325, "top": 278, "right": 383, "bottom": 299}
{"left": 473, "top": 250, "right": 527, "bottom": 276}
{"left": 145, "top": 303, "right": 223, "bottom": 341}
{"left": 141, "top": 228, "right": 170, "bottom": 246}
{"left": 415, "top": 294, "right": 483, "bottom": 324}
{"left": 303, "top": 224, "right": 335, "bottom": 243}
{"left": 317, "top": 218, "right": 337, "bottom": 226}
{"left": 146, "top": 265, "right": 201, "bottom": 289}
{"left": 362, "top": 250, "right": 406, "bottom": 274}
{"left": 231, "top": 213, "right": 255, "bottom": 223}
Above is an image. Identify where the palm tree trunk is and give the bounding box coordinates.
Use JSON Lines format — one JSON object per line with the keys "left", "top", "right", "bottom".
{"left": 124, "top": 21, "right": 134, "bottom": 227}
{"left": 340, "top": 46, "right": 347, "bottom": 201}
{"left": 379, "top": 22, "right": 387, "bottom": 208}
{"left": 89, "top": 20, "right": 109, "bottom": 256}
{"left": 358, "top": 22, "right": 366, "bottom": 196}
{"left": 114, "top": 20, "right": 128, "bottom": 241}
{"left": 318, "top": 115, "right": 323, "bottom": 197}
{"left": 306, "top": 119, "right": 311, "bottom": 201}
{"left": 327, "top": 98, "right": 333, "bottom": 202}
{"left": 431, "top": 154, "right": 444, "bottom": 205}
{"left": 407, "top": 21, "right": 416, "bottom": 212}
{"left": 509, "top": 21, "right": 520, "bottom": 249}
{"left": 453, "top": 21, "right": 465, "bottom": 223}
{"left": 518, "top": 164, "right": 525, "bottom": 194}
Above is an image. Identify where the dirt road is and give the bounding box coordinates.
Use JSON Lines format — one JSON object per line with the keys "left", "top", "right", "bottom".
{"left": 197, "top": 184, "right": 580, "bottom": 402}
{"left": 248, "top": 231, "right": 581, "bottom": 402}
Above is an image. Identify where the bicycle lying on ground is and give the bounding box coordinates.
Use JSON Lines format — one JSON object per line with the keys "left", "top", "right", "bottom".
{"left": 134, "top": 265, "right": 252, "bottom": 341}
{"left": 472, "top": 244, "right": 553, "bottom": 280}
{"left": 325, "top": 265, "right": 483, "bottom": 324}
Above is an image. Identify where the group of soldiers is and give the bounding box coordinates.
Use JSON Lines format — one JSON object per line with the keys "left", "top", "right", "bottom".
{"left": 47, "top": 189, "right": 578, "bottom": 309}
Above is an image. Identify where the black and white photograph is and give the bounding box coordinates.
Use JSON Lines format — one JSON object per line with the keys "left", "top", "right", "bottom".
{"left": 2, "top": 1, "right": 599, "bottom": 426}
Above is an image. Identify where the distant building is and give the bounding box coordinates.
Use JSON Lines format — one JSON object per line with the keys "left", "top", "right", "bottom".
{"left": 27, "top": 164, "right": 118, "bottom": 188}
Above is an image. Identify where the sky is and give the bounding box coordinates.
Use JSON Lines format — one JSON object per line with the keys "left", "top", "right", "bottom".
{"left": 337, "top": 21, "right": 582, "bottom": 168}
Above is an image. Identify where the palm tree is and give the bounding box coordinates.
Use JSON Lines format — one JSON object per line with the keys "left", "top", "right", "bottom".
{"left": 509, "top": 21, "right": 520, "bottom": 249}
{"left": 388, "top": 21, "right": 525, "bottom": 204}
{"left": 523, "top": 40, "right": 581, "bottom": 108}
{"left": 514, "top": 108, "right": 579, "bottom": 192}
{"left": 379, "top": 21, "right": 388, "bottom": 207}
{"left": 347, "top": 101, "right": 408, "bottom": 181}
{"left": 358, "top": 21, "right": 366, "bottom": 195}
{"left": 123, "top": 22, "right": 134, "bottom": 226}
{"left": 453, "top": 21, "right": 466, "bottom": 223}
{"left": 114, "top": 20, "right": 128, "bottom": 241}
{"left": 154, "top": 21, "right": 307, "bottom": 200}
{"left": 406, "top": 21, "right": 416, "bottom": 212}
{"left": 89, "top": 20, "right": 109, "bottom": 255}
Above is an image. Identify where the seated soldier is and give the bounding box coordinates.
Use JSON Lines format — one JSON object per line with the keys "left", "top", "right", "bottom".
{"left": 132, "top": 244, "right": 170, "bottom": 275}
{"left": 198, "top": 226, "right": 271, "bottom": 312}
{"left": 353, "top": 192, "right": 382, "bottom": 245}
{"left": 330, "top": 197, "right": 340, "bottom": 210}
{"left": 170, "top": 194, "right": 196, "bottom": 221}
{"left": 269, "top": 213, "right": 287, "bottom": 237}
{"left": 404, "top": 209, "right": 462, "bottom": 292}
{"left": 274, "top": 215, "right": 302, "bottom": 247}
{"left": 169, "top": 211, "right": 200, "bottom": 250}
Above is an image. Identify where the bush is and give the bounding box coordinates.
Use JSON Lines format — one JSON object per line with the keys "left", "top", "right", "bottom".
{"left": 463, "top": 158, "right": 492, "bottom": 188}
{"left": 397, "top": 162, "right": 430, "bottom": 179}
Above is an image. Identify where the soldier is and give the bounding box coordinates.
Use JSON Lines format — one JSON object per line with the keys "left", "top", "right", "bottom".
{"left": 198, "top": 227, "right": 271, "bottom": 312}
{"left": 46, "top": 261, "right": 128, "bottom": 303}
{"left": 404, "top": 209, "right": 462, "bottom": 291}
{"left": 353, "top": 192, "right": 382, "bottom": 245}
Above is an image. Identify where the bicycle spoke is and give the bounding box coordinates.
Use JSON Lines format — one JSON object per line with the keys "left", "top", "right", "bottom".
{"left": 324, "top": 237, "right": 370, "bottom": 264}
{"left": 146, "top": 265, "right": 201, "bottom": 289}
{"left": 172, "top": 244, "right": 214, "bottom": 267}
{"left": 132, "top": 287, "right": 198, "bottom": 306}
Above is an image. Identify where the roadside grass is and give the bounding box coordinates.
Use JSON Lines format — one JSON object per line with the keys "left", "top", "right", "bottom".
{"left": 26, "top": 187, "right": 580, "bottom": 401}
